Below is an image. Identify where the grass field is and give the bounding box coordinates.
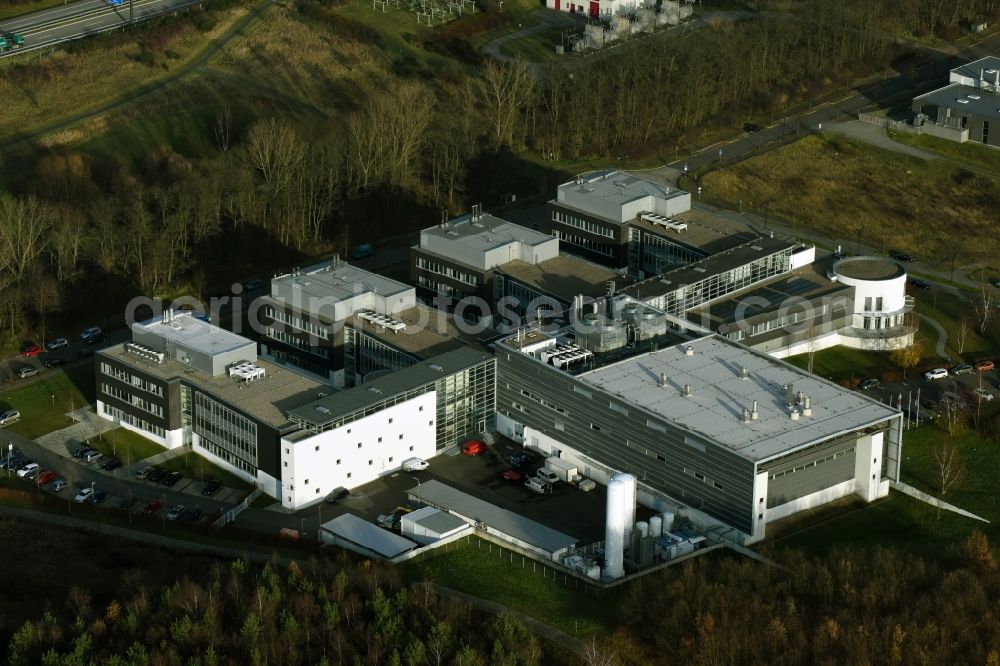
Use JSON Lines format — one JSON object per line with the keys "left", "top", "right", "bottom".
{"left": 401, "top": 537, "right": 620, "bottom": 636}
{"left": 785, "top": 345, "right": 898, "bottom": 383}
{"left": 85, "top": 427, "right": 167, "bottom": 466}
{"left": 0, "top": 364, "right": 95, "bottom": 439}
{"left": 0, "top": 0, "right": 62, "bottom": 20}
{"left": 500, "top": 27, "right": 565, "bottom": 61}
{"left": 892, "top": 131, "right": 1000, "bottom": 174}
{"left": 701, "top": 134, "right": 1000, "bottom": 268}
{"left": 157, "top": 450, "right": 253, "bottom": 492}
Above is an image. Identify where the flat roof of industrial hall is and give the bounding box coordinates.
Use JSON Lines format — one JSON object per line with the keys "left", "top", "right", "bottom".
{"left": 914, "top": 83, "right": 1000, "bottom": 120}
{"left": 272, "top": 259, "right": 412, "bottom": 303}
{"left": 320, "top": 513, "right": 418, "bottom": 558}
{"left": 497, "top": 254, "right": 625, "bottom": 300}
{"left": 577, "top": 334, "right": 899, "bottom": 463}
{"left": 99, "top": 344, "right": 327, "bottom": 428}
{"left": 408, "top": 480, "right": 577, "bottom": 555}
{"left": 423, "top": 213, "right": 553, "bottom": 251}
{"left": 134, "top": 313, "right": 252, "bottom": 358}
{"left": 557, "top": 170, "right": 688, "bottom": 209}
{"left": 348, "top": 304, "right": 489, "bottom": 358}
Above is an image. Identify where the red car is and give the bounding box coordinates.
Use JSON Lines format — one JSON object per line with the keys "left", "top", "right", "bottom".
{"left": 975, "top": 360, "right": 995, "bottom": 372}
{"left": 143, "top": 499, "right": 163, "bottom": 515}
{"left": 36, "top": 470, "right": 56, "bottom": 485}
{"left": 502, "top": 469, "right": 523, "bottom": 482}
{"left": 20, "top": 343, "right": 43, "bottom": 357}
{"left": 462, "top": 440, "right": 487, "bottom": 456}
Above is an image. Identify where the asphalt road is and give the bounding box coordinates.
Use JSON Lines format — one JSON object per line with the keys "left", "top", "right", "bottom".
{"left": 671, "top": 32, "right": 1000, "bottom": 176}
{"left": 0, "top": 0, "right": 207, "bottom": 57}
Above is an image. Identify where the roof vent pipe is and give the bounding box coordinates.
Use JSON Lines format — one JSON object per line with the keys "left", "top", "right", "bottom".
{"left": 685, "top": 345, "right": 694, "bottom": 357}
{"left": 790, "top": 409, "right": 800, "bottom": 421}
{"left": 682, "top": 384, "right": 692, "bottom": 397}
{"left": 802, "top": 395, "right": 812, "bottom": 417}
{"left": 657, "top": 373, "right": 667, "bottom": 387}
{"left": 783, "top": 383, "right": 794, "bottom": 407}
{"left": 796, "top": 390, "right": 805, "bottom": 405}
{"left": 751, "top": 401, "right": 759, "bottom": 420}
{"left": 739, "top": 366, "right": 749, "bottom": 379}
{"left": 741, "top": 408, "right": 751, "bottom": 424}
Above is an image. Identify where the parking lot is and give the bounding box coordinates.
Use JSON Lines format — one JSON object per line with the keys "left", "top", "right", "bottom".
{"left": 316, "top": 437, "right": 654, "bottom": 545}
{"left": 862, "top": 363, "right": 999, "bottom": 416}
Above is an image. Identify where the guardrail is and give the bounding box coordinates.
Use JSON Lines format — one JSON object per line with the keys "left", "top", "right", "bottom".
{"left": 0, "top": 0, "right": 205, "bottom": 61}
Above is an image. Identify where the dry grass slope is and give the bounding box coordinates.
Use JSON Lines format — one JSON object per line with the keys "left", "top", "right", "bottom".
{"left": 703, "top": 135, "right": 1000, "bottom": 266}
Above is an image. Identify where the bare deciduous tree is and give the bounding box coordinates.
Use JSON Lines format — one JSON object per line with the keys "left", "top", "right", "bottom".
{"left": 933, "top": 441, "right": 965, "bottom": 517}
{"left": 956, "top": 316, "right": 971, "bottom": 355}
{"left": 479, "top": 60, "right": 535, "bottom": 149}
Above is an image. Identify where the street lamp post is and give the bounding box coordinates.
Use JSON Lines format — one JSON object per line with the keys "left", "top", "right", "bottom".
{"left": 6, "top": 444, "right": 11, "bottom": 478}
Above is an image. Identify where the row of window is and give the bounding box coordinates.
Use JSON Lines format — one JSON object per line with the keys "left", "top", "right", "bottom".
{"left": 264, "top": 305, "right": 330, "bottom": 339}
{"left": 266, "top": 327, "right": 331, "bottom": 358}
{"left": 102, "top": 383, "right": 163, "bottom": 418}
{"left": 553, "top": 231, "right": 615, "bottom": 257}
{"left": 416, "top": 257, "right": 480, "bottom": 286}
{"left": 768, "top": 448, "right": 855, "bottom": 480}
{"left": 417, "top": 275, "right": 457, "bottom": 296}
{"left": 102, "top": 404, "right": 165, "bottom": 439}
{"left": 100, "top": 363, "right": 163, "bottom": 397}
{"left": 749, "top": 304, "right": 830, "bottom": 337}
{"left": 552, "top": 210, "right": 615, "bottom": 238}
{"left": 194, "top": 392, "right": 258, "bottom": 467}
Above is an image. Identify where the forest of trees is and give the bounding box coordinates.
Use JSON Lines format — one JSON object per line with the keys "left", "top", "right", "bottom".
{"left": 4, "top": 531, "right": 1000, "bottom": 665}
{"left": 0, "top": 0, "right": 998, "bottom": 342}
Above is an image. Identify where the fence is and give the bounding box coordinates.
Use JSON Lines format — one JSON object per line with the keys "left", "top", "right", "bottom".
{"left": 213, "top": 486, "right": 263, "bottom": 528}
{"left": 857, "top": 113, "right": 917, "bottom": 132}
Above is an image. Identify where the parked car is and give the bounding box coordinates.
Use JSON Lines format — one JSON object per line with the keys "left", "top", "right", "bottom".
{"left": 743, "top": 122, "right": 762, "bottom": 134}
{"left": 46, "top": 338, "right": 69, "bottom": 351}
{"left": 71, "top": 444, "right": 92, "bottom": 458}
{"left": 924, "top": 368, "right": 949, "bottom": 380}
{"left": 177, "top": 507, "right": 203, "bottom": 524}
{"left": 23, "top": 466, "right": 41, "bottom": 481}
{"left": 162, "top": 471, "right": 183, "bottom": 487}
{"left": 16, "top": 366, "right": 38, "bottom": 379}
{"left": 0, "top": 409, "right": 20, "bottom": 426}
{"left": 535, "top": 468, "right": 560, "bottom": 485}
{"left": 100, "top": 457, "right": 123, "bottom": 471}
{"left": 243, "top": 279, "right": 264, "bottom": 291}
{"left": 201, "top": 479, "right": 222, "bottom": 497}
{"left": 16, "top": 462, "right": 39, "bottom": 478}
{"left": 50, "top": 479, "right": 67, "bottom": 492}
{"left": 907, "top": 278, "right": 931, "bottom": 290}
{"left": 401, "top": 457, "right": 429, "bottom": 472}
{"left": 20, "top": 343, "right": 43, "bottom": 357}
{"left": 461, "top": 440, "right": 487, "bottom": 456}
{"left": 40, "top": 355, "right": 66, "bottom": 368}
{"left": 524, "top": 477, "right": 553, "bottom": 494}
{"left": 975, "top": 360, "right": 995, "bottom": 372}
{"left": 352, "top": 243, "right": 374, "bottom": 260}
{"left": 952, "top": 363, "right": 975, "bottom": 376}
{"left": 79, "top": 326, "right": 103, "bottom": 341}
{"left": 147, "top": 468, "right": 166, "bottom": 483}
{"left": 889, "top": 251, "right": 916, "bottom": 262}
{"left": 82, "top": 450, "right": 102, "bottom": 463}
{"left": 143, "top": 499, "right": 163, "bottom": 515}
{"left": 135, "top": 466, "right": 154, "bottom": 480}
{"left": 73, "top": 487, "right": 106, "bottom": 503}
{"left": 972, "top": 388, "right": 994, "bottom": 402}
{"left": 502, "top": 469, "right": 523, "bottom": 483}
{"left": 509, "top": 451, "right": 537, "bottom": 468}
{"left": 36, "top": 470, "right": 56, "bottom": 485}
{"left": 859, "top": 378, "right": 881, "bottom": 391}
{"left": 325, "top": 487, "right": 349, "bottom": 504}
{"left": 165, "top": 505, "right": 185, "bottom": 521}
{"left": 82, "top": 332, "right": 106, "bottom": 345}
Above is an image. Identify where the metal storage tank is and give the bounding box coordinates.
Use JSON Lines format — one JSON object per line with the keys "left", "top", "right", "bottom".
{"left": 618, "top": 473, "right": 636, "bottom": 537}
{"left": 649, "top": 515, "right": 663, "bottom": 538}
{"left": 633, "top": 308, "right": 668, "bottom": 339}
{"left": 662, "top": 511, "right": 675, "bottom": 533}
{"left": 603, "top": 476, "right": 627, "bottom": 580}
{"left": 636, "top": 521, "right": 649, "bottom": 537}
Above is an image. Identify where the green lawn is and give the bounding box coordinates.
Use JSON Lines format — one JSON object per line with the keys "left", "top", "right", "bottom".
{"left": 0, "top": 0, "right": 64, "bottom": 20}
{"left": 85, "top": 428, "right": 167, "bottom": 466}
{"left": 0, "top": 364, "right": 95, "bottom": 439}
{"left": 892, "top": 131, "right": 1000, "bottom": 174}
{"left": 785, "top": 346, "right": 897, "bottom": 384}
{"left": 401, "top": 537, "right": 620, "bottom": 637}
{"left": 500, "top": 27, "right": 566, "bottom": 61}
{"left": 912, "top": 288, "right": 998, "bottom": 363}
{"left": 157, "top": 450, "right": 253, "bottom": 493}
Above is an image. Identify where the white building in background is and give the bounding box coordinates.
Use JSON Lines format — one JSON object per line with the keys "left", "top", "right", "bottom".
{"left": 827, "top": 256, "right": 915, "bottom": 352}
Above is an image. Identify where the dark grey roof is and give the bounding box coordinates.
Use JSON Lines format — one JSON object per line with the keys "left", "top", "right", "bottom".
{"left": 621, "top": 237, "right": 798, "bottom": 300}
{"left": 408, "top": 480, "right": 577, "bottom": 554}
{"left": 288, "top": 347, "right": 493, "bottom": 426}
{"left": 320, "top": 513, "right": 418, "bottom": 558}
{"left": 914, "top": 83, "right": 1000, "bottom": 120}
{"left": 406, "top": 506, "right": 468, "bottom": 534}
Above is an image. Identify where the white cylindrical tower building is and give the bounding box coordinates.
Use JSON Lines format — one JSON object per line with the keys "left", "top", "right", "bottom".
{"left": 604, "top": 476, "right": 627, "bottom": 580}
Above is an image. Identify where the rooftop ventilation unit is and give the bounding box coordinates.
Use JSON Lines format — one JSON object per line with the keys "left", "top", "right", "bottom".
{"left": 640, "top": 212, "right": 688, "bottom": 232}
{"left": 357, "top": 310, "right": 406, "bottom": 333}
{"left": 682, "top": 384, "right": 692, "bottom": 397}
{"left": 657, "top": 373, "right": 667, "bottom": 387}
{"left": 429, "top": 363, "right": 444, "bottom": 372}
{"left": 782, "top": 383, "right": 794, "bottom": 407}
{"left": 314, "top": 405, "right": 331, "bottom": 414}
{"left": 790, "top": 409, "right": 800, "bottom": 421}
{"left": 741, "top": 408, "right": 751, "bottom": 424}
{"left": 802, "top": 395, "right": 812, "bottom": 417}
{"left": 685, "top": 345, "right": 694, "bottom": 357}
{"left": 739, "top": 366, "right": 749, "bottom": 379}
{"left": 125, "top": 342, "right": 165, "bottom": 365}
{"left": 229, "top": 361, "right": 265, "bottom": 383}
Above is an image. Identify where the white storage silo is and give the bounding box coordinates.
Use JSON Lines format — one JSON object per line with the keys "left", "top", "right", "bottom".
{"left": 636, "top": 521, "right": 649, "bottom": 537}
{"left": 617, "top": 473, "right": 636, "bottom": 536}
{"left": 649, "top": 515, "right": 663, "bottom": 538}
{"left": 662, "top": 511, "right": 675, "bottom": 533}
{"left": 603, "top": 476, "right": 627, "bottom": 580}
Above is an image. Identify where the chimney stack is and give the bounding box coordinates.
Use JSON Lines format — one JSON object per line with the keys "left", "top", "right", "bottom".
{"left": 751, "top": 400, "right": 759, "bottom": 420}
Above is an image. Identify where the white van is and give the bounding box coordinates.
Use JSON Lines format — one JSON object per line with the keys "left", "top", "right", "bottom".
{"left": 524, "top": 477, "right": 553, "bottom": 494}
{"left": 0, "top": 409, "right": 20, "bottom": 426}
{"left": 402, "top": 457, "right": 429, "bottom": 472}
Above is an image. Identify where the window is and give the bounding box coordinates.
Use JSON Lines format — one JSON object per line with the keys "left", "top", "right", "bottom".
{"left": 357, "top": 442, "right": 362, "bottom": 448}
{"left": 304, "top": 479, "right": 309, "bottom": 485}
{"left": 864, "top": 296, "right": 872, "bottom": 311}
{"left": 388, "top": 418, "right": 393, "bottom": 424}
{"left": 388, "top": 457, "right": 393, "bottom": 463}
{"left": 316, "top": 488, "right": 320, "bottom": 494}
{"left": 336, "top": 459, "right": 341, "bottom": 465}
{"left": 378, "top": 437, "right": 383, "bottom": 443}
{"left": 590, "top": 423, "right": 601, "bottom": 431}
{"left": 429, "top": 420, "right": 434, "bottom": 426}
{"left": 347, "top": 473, "right": 352, "bottom": 479}
{"left": 419, "top": 406, "right": 424, "bottom": 412}
{"left": 315, "top": 445, "right": 320, "bottom": 451}
{"left": 399, "top": 434, "right": 404, "bottom": 440}
{"left": 283, "top": 462, "right": 288, "bottom": 467}
{"left": 409, "top": 446, "right": 414, "bottom": 451}
{"left": 369, "top": 460, "right": 373, "bottom": 466}
{"left": 875, "top": 297, "right": 883, "bottom": 311}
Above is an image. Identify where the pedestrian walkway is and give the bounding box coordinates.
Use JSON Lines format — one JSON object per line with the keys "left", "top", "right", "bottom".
{"left": 825, "top": 120, "right": 940, "bottom": 160}
{"left": 891, "top": 481, "right": 990, "bottom": 523}
{"left": 34, "top": 407, "right": 117, "bottom": 457}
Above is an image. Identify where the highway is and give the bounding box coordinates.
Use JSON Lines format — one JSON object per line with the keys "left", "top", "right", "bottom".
{"left": 0, "top": 0, "right": 207, "bottom": 57}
